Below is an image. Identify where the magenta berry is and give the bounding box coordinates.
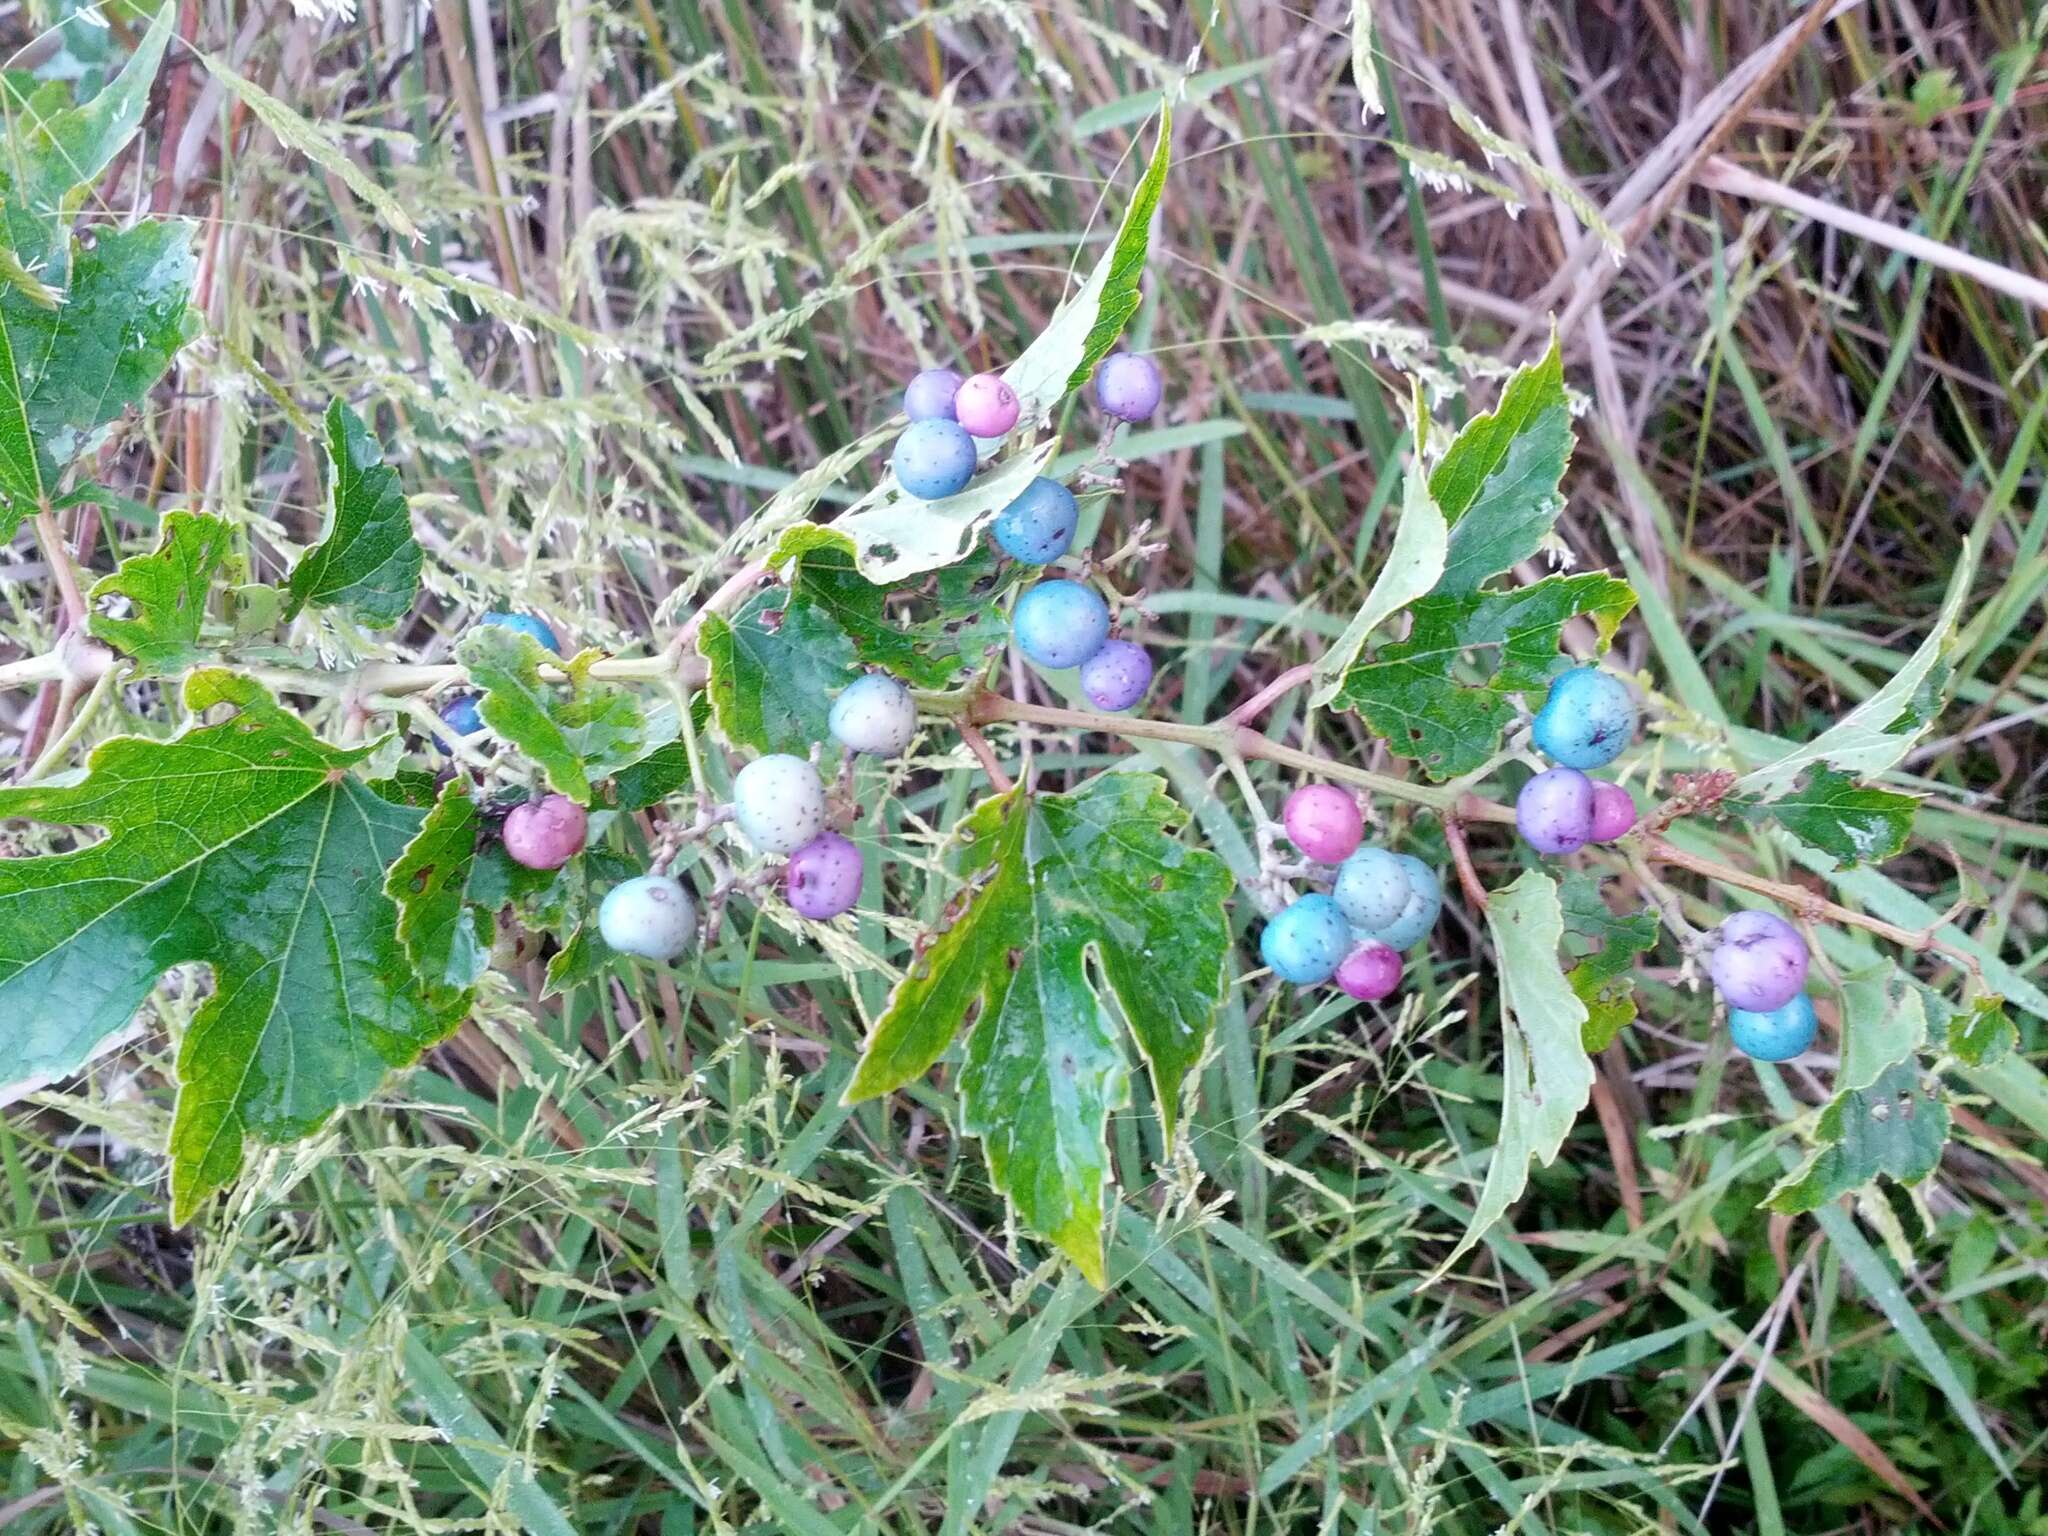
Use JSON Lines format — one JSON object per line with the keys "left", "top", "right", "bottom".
{"left": 1335, "top": 942, "right": 1402, "bottom": 1002}
{"left": 1589, "top": 781, "right": 1637, "bottom": 842}
{"left": 1079, "top": 639, "right": 1152, "bottom": 712}
{"left": 1516, "top": 766, "right": 1596, "bottom": 855}
{"left": 785, "top": 831, "right": 863, "bottom": 919}
{"left": 954, "top": 373, "right": 1020, "bottom": 438}
{"left": 1709, "top": 910, "right": 1809, "bottom": 1013}
{"left": 1282, "top": 784, "right": 1363, "bottom": 864}
{"left": 503, "top": 794, "right": 587, "bottom": 870}
{"left": 1094, "top": 352, "right": 1162, "bottom": 422}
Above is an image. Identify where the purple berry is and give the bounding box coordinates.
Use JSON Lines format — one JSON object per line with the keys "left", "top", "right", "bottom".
{"left": 1094, "top": 353, "right": 1163, "bottom": 422}
{"left": 503, "top": 794, "right": 587, "bottom": 870}
{"left": 1516, "top": 766, "right": 1596, "bottom": 855}
{"left": 1334, "top": 942, "right": 1402, "bottom": 1002}
{"left": 1589, "top": 781, "right": 1637, "bottom": 842}
{"left": 786, "top": 831, "right": 863, "bottom": 919}
{"left": 904, "top": 367, "right": 963, "bottom": 422}
{"left": 1079, "top": 639, "right": 1152, "bottom": 711}
{"left": 954, "top": 373, "right": 1020, "bottom": 438}
{"left": 1283, "top": 785, "right": 1363, "bottom": 865}
{"left": 1709, "top": 910, "right": 1809, "bottom": 1013}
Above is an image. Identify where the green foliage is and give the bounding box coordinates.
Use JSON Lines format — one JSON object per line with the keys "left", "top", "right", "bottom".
{"left": 1432, "top": 333, "right": 1571, "bottom": 595}
{"left": 87, "top": 510, "right": 234, "bottom": 673}
{"left": 1560, "top": 873, "right": 1659, "bottom": 1051}
{"left": 846, "top": 773, "right": 1232, "bottom": 1284}
{"left": 1331, "top": 572, "right": 1635, "bottom": 778}
{"left": 0, "top": 672, "right": 461, "bottom": 1219}
{"left": 456, "top": 625, "right": 651, "bottom": 803}
{"left": 1741, "top": 767, "right": 1918, "bottom": 864}
{"left": 285, "top": 401, "right": 424, "bottom": 628}
{"left": 1054, "top": 107, "right": 1172, "bottom": 395}
{"left": 835, "top": 438, "right": 1056, "bottom": 584}
{"left": 1766, "top": 1061, "right": 1951, "bottom": 1213}
{"left": 384, "top": 781, "right": 495, "bottom": 1010}
{"left": 699, "top": 586, "right": 860, "bottom": 754}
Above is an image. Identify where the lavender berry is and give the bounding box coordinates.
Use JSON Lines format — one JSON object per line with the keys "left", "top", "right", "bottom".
{"left": 1013, "top": 579, "right": 1111, "bottom": 670}
{"left": 991, "top": 476, "right": 1079, "bottom": 564}
{"left": 786, "top": 831, "right": 864, "bottom": 920}
{"left": 1708, "top": 910, "right": 1809, "bottom": 1013}
{"left": 1516, "top": 766, "right": 1596, "bottom": 855}
{"left": 903, "top": 367, "right": 964, "bottom": 421}
{"left": 1094, "top": 352, "right": 1163, "bottom": 422}
{"left": 1283, "top": 784, "right": 1364, "bottom": 865}
{"left": 503, "top": 794, "right": 587, "bottom": 870}
{"left": 954, "top": 373, "right": 1021, "bottom": 438}
{"left": 892, "top": 419, "right": 977, "bottom": 500}
{"left": 1079, "top": 639, "right": 1152, "bottom": 712}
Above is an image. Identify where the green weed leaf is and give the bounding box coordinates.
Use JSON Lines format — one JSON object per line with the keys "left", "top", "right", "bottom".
{"left": 1433, "top": 333, "right": 1571, "bottom": 595}
{"left": 456, "top": 626, "right": 650, "bottom": 804}
{"left": 1560, "top": 873, "right": 1659, "bottom": 1052}
{"left": 87, "top": 510, "right": 234, "bottom": 674}
{"left": 384, "top": 780, "right": 496, "bottom": 1009}
{"left": 1765, "top": 1061, "right": 1949, "bottom": 1214}
{"left": 698, "top": 585, "right": 860, "bottom": 755}
{"left": 1835, "top": 961, "right": 1927, "bottom": 1096}
{"left": 845, "top": 773, "right": 1232, "bottom": 1285}
{"left": 1742, "top": 767, "right": 1917, "bottom": 865}
{"left": 285, "top": 401, "right": 423, "bottom": 627}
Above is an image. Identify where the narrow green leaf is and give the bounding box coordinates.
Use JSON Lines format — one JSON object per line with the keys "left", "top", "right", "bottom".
{"left": 1435, "top": 869, "right": 1593, "bottom": 1274}
{"left": 697, "top": 586, "right": 859, "bottom": 755}
{"left": 1765, "top": 1061, "right": 1949, "bottom": 1214}
{"left": 845, "top": 773, "right": 1232, "bottom": 1285}
{"left": 285, "top": 401, "right": 423, "bottom": 627}
{"left": 456, "top": 626, "right": 650, "bottom": 804}
{"left": 1742, "top": 767, "right": 1917, "bottom": 865}
{"left": 87, "top": 510, "right": 234, "bottom": 674}
{"left": 0, "top": 672, "right": 463, "bottom": 1219}
{"left": 1433, "top": 332, "right": 1571, "bottom": 594}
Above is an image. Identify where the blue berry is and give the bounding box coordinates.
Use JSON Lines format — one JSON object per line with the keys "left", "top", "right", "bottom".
{"left": 439, "top": 692, "right": 483, "bottom": 737}
{"left": 1531, "top": 666, "right": 1637, "bottom": 770}
{"left": 1013, "top": 579, "right": 1110, "bottom": 670}
{"left": 1260, "top": 894, "right": 1352, "bottom": 985}
{"left": 1333, "top": 847, "right": 1410, "bottom": 932}
{"left": 892, "top": 419, "right": 977, "bottom": 500}
{"left": 903, "top": 367, "right": 963, "bottom": 422}
{"left": 1363, "top": 856, "right": 1442, "bottom": 952}
{"left": 1094, "top": 352, "right": 1163, "bottom": 422}
{"left": 482, "top": 611, "right": 562, "bottom": 654}
{"left": 1729, "top": 993, "right": 1817, "bottom": 1062}
{"left": 1079, "top": 639, "right": 1151, "bottom": 711}
{"left": 991, "top": 477, "right": 1079, "bottom": 564}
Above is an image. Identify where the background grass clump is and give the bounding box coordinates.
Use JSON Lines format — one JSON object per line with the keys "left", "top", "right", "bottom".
{"left": 3, "top": 1, "right": 2048, "bottom": 1532}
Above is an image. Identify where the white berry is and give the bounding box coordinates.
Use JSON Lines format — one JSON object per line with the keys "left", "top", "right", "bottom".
{"left": 829, "top": 673, "right": 918, "bottom": 757}
{"left": 732, "top": 753, "right": 827, "bottom": 855}
{"left": 599, "top": 875, "right": 696, "bottom": 960}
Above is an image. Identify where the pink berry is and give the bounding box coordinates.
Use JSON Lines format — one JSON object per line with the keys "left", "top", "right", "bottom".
{"left": 954, "top": 373, "right": 1020, "bottom": 438}
{"left": 786, "top": 831, "right": 863, "bottom": 920}
{"left": 1334, "top": 942, "right": 1402, "bottom": 1002}
{"left": 503, "top": 793, "right": 587, "bottom": 870}
{"left": 1282, "top": 784, "right": 1363, "bottom": 864}
{"left": 1589, "top": 781, "right": 1636, "bottom": 842}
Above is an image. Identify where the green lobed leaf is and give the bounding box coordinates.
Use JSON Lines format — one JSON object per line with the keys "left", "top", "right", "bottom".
{"left": 383, "top": 780, "right": 496, "bottom": 1009}
{"left": 1436, "top": 869, "right": 1594, "bottom": 1275}
{"left": 1559, "top": 873, "right": 1659, "bottom": 1052}
{"left": 833, "top": 438, "right": 1057, "bottom": 585}
{"left": 1739, "top": 767, "right": 1917, "bottom": 865}
{"left": 542, "top": 922, "right": 621, "bottom": 999}
{"left": 1765, "top": 1060, "right": 1950, "bottom": 1214}
{"left": 0, "top": 218, "right": 197, "bottom": 536}
{"left": 285, "top": 400, "right": 423, "bottom": 628}
{"left": 844, "top": 773, "right": 1233, "bottom": 1285}
{"left": 1309, "top": 384, "right": 1447, "bottom": 707}
{"left": 1433, "top": 332, "right": 1571, "bottom": 596}
{"left": 87, "top": 510, "right": 234, "bottom": 674}
{"left": 456, "top": 626, "right": 651, "bottom": 804}
{"left": 1948, "top": 995, "right": 2016, "bottom": 1068}
{"left": 0, "top": 671, "right": 464, "bottom": 1219}
{"left": 1835, "top": 961, "right": 1926, "bottom": 1096}
{"left": 1331, "top": 572, "right": 1636, "bottom": 779}
{"left": 698, "top": 585, "right": 860, "bottom": 755}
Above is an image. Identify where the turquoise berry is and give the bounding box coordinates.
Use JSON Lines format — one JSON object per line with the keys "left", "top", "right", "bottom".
{"left": 482, "top": 611, "right": 562, "bottom": 654}
{"left": 991, "top": 476, "right": 1079, "bottom": 564}
{"left": 1260, "top": 894, "right": 1351, "bottom": 985}
{"left": 1013, "top": 579, "right": 1111, "bottom": 670}
{"left": 1728, "top": 993, "right": 1817, "bottom": 1062}
{"left": 1363, "top": 855, "right": 1442, "bottom": 951}
{"left": 903, "top": 367, "right": 963, "bottom": 422}
{"left": 892, "top": 419, "right": 977, "bottom": 499}
{"left": 1531, "top": 665, "right": 1637, "bottom": 769}
{"left": 1333, "top": 847, "right": 1411, "bottom": 932}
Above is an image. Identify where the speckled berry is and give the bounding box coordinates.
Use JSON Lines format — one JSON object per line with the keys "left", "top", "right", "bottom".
{"left": 1709, "top": 910, "right": 1808, "bottom": 1013}
{"left": 482, "top": 611, "right": 562, "bottom": 654}
{"left": 1729, "top": 993, "right": 1818, "bottom": 1062}
{"left": 599, "top": 875, "right": 696, "bottom": 961}
{"left": 503, "top": 793, "right": 587, "bottom": 870}
{"left": 1283, "top": 785, "right": 1364, "bottom": 865}
{"left": 991, "top": 476, "right": 1079, "bottom": 564}
{"left": 1517, "top": 766, "right": 1596, "bottom": 855}
{"left": 1589, "top": 781, "right": 1636, "bottom": 842}
{"left": 892, "top": 418, "right": 977, "bottom": 500}
{"left": 830, "top": 673, "right": 918, "bottom": 757}
{"left": 953, "top": 372, "right": 1020, "bottom": 438}
{"left": 439, "top": 692, "right": 483, "bottom": 737}
{"left": 1334, "top": 846, "right": 1411, "bottom": 931}
{"left": 1362, "top": 857, "right": 1442, "bottom": 952}
{"left": 786, "top": 831, "right": 864, "bottom": 920}
{"left": 1094, "top": 352, "right": 1163, "bottom": 422}
{"left": 1260, "top": 893, "right": 1351, "bottom": 986}
{"left": 1013, "top": 579, "right": 1111, "bottom": 670}
{"left": 1335, "top": 941, "right": 1402, "bottom": 1002}
{"left": 1079, "top": 639, "right": 1152, "bottom": 711}
{"left": 1531, "top": 666, "right": 1638, "bottom": 770}
{"left": 903, "top": 367, "right": 963, "bottom": 422}
{"left": 732, "top": 754, "right": 827, "bottom": 856}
